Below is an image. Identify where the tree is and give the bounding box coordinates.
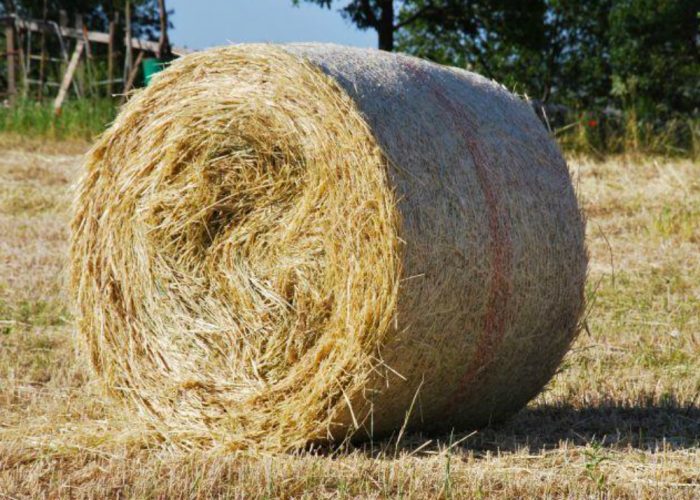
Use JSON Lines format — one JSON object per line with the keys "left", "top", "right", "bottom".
{"left": 402, "top": 0, "right": 698, "bottom": 117}
{"left": 395, "top": 0, "right": 549, "bottom": 84}
{"left": 156, "top": 0, "right": 170, "bottom": 58}
{"left": 608, "top": 0, "right": 699, "bottom": 117}
{"left": 302, "top": 1, "right": 697, "bottom": 115}
{"left": 2, "top": 0, "right": 16, "bottom": 14}
{"left": 292, "top": 0, "right": 463, "bottom": 51}
{"left": 291, "top": 1, "right": 558, "bottom": 68}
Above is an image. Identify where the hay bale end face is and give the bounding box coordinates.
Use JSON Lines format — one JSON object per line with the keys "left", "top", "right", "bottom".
{"left": 70, "top": 44, "right": 587, "bottom": 450}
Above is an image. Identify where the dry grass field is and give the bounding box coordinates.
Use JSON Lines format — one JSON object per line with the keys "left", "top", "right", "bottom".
{"left": 0, "top": 135, "right": 698, "bottom": 498}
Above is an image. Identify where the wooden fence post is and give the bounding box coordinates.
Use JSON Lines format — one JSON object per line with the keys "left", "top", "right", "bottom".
{"left": 122, "top": 49, "right": 143, "bottom": 100}
{"left": 37, "top": 0, "right": 48, "bottom": 100}
{"left": 5, "top": 18, "right": 16, "bottom": 104}
{"left": 53, "top": 39, "right": 84, "bottom": 115}
{"left": 124, "top": 0, "right": 132, "bottom": 83}
{"left": 107, "top": 15, "right": 116, "bottom": 96}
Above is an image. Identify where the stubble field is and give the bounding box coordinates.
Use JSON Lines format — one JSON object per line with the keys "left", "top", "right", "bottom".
{"left": 0, "top": 135, "right": 698, "bottom": 498}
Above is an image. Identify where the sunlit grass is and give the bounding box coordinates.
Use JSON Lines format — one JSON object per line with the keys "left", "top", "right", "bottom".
{"left": 0, "top": 146, "right": 698, "bottom": 497}
{"left": 0, "top": 98, "right": 116, "bottom": 140}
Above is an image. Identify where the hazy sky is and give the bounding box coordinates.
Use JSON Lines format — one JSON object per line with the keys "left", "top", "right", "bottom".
{"left": 168, "top": 0, "right": 376, "bottom": 50}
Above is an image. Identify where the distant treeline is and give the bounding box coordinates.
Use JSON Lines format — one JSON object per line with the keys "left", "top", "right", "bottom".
{"left": 299, "top": 0, "right": 700, "bottom": 156}
{"left": 2, "top": 1, "right": 698, "bottom": 156}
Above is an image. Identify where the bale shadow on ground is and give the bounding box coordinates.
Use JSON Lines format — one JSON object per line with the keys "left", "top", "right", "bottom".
{"left": 471, "top": 399, "right": 700, "bottom": 452}
{"left": 358, "top": 396, "right": 700, "bottom": 457}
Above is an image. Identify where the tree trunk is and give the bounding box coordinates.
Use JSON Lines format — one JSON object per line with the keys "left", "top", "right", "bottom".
{"left": 107, "top": 13, "right": 116, "bottom": 97}
{"left": 377, "top": 0, "right": 394, "bottom": 51}
{"left": 5, "top": 20, "right": 16, "bottom": 103}
{"left": 124, "top": 0, "right": 132, "bottom": 82}
{"left": 37, "top": 0, "right": 48, "bottom": 100}
{"left": 157, "top": 0, "right": 171, "bottom": 59}
{"left": 2, "top": 0, "right": 16, "bottom": 14}
{"left": 3, "top": 0, "right": 17, "bottom": 103}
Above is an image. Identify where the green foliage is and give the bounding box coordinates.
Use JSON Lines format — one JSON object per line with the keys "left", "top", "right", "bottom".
{"left": 584, "top": 440, "right": 611, "bottom": 490}
{"left": 398, "top": 0, "right": 699, "bottom": 115}
{"left": 298, "top": 0, "right": 700, "bottom": 156}
{"left": 401, "top": 1, "right": 699, "bottom": 157}
{"left": 292, "top": 0, "right": 376, "bottom": 31}
{"left": 557, "top": 115, "right": 700, "bottom": 158}
{"left": 396, "top": 0, "right": 550, "bottom": 85}
{"left": 294, "top": 0, "right": 398, "bottom": 50}
{"left": 0, "top": 98, "right": 116, "bottom": 139}
{"left": 608, "top": 0, "right": 699, "bottom": 117}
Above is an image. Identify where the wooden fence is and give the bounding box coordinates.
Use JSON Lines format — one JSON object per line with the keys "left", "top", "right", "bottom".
{"left": 1, "top": 12, "right": 190, "bottom": 113}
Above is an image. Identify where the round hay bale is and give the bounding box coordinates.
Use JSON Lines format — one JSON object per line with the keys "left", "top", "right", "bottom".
{"left": 70, "top": 44, "right": 587, "bottom": 450}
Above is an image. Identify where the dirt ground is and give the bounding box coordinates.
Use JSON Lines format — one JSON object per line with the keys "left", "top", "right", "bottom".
{"left": 0, "top": 137, "right": 698, "bottom": 498}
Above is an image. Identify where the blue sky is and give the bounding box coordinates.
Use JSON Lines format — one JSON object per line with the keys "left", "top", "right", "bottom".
{"left": 168, "top": 0, "right": 376, "bottom": 50}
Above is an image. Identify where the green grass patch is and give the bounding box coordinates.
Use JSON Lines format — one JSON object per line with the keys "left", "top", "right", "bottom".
{"left": 13, "top": 299, "right": 69, "bottom": 327}
{"left": 557, "top": 116, "right": 700, "bottom": 160}
{"left": 0, "top": 98, "right": 117, "bottom": 141}
{"left": 649, "top": 205, "right": 700, "bottom": 242}
{"left": 0, "top": 297, "right": 69, "bottom": 330}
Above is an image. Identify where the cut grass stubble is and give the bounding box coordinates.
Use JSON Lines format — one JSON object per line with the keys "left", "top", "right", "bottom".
{"left": 0, "top": 146, "right": 698, "bottom": 496}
